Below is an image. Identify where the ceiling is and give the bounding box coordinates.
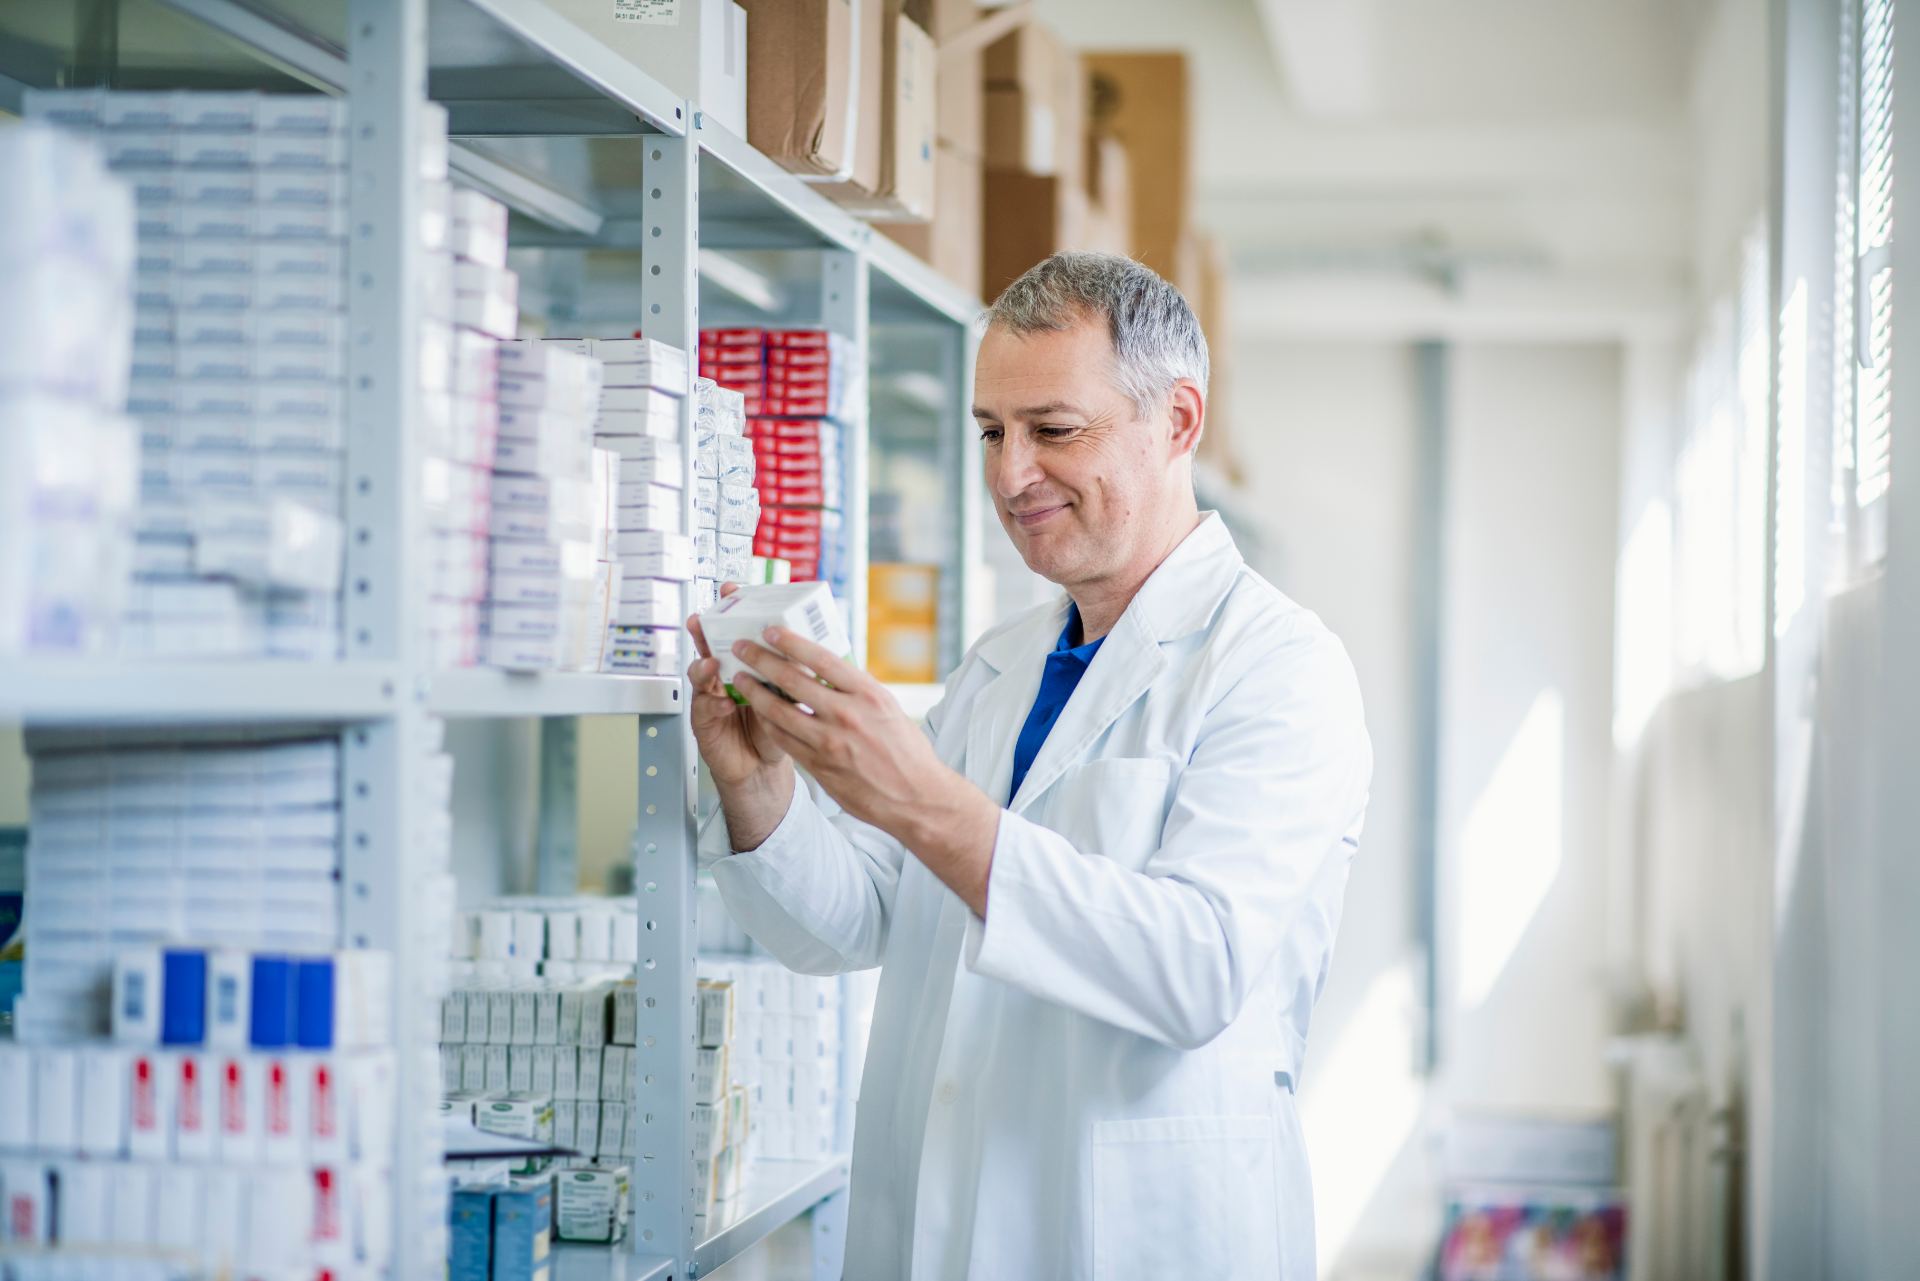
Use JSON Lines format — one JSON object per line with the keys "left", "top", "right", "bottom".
{"left": 1035, "top": 0, "right": 1725, "bottom": 339}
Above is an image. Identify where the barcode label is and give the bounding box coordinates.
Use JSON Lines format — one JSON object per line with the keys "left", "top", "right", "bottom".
{"left": 804, "top": 600, "right": 830, "bottom": 642}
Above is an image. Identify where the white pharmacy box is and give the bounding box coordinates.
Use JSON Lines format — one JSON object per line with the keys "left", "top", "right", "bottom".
{"left": 698, "top": 582, "right": 852, "bottom": 702}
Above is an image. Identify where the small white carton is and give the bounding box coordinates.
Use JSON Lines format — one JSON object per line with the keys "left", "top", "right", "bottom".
{"left": 697, "top": 582, "right": 852, "bottom": 703}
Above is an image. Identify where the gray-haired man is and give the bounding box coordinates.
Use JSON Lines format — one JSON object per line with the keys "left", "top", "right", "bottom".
{"left": 688, "top": 252, "right": 1371, "bottom": 1279}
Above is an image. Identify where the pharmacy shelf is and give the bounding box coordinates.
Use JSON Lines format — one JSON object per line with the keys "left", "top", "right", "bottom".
{"left": 545, "top": 1157, "right": 849, "bottom": 1281}
{"left": 694, "top": 1156, "right": 852, "bottom": 1276}
{"left": 0, "top": 660, "right": 400, "bottom": 726}
{"left": 428, "top": 670, "right": 683, "bottom": 718}
{"left": 552, "top": 1243, "right": 675, "bottom": 1281}
{"left": 0, "top": 0, "right": 685, "bottom": 135}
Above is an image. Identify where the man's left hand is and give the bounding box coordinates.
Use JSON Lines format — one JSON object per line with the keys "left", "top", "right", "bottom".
{"left": 727, "top": 628, "right": 1000, "bottom": 914}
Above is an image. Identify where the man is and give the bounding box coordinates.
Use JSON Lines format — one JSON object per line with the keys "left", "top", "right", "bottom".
{"left": 687, "top": 252, "right": 1372, "bottom": 1280}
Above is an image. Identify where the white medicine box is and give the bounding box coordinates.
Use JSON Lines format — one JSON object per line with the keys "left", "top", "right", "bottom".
{"left": 697, "top": 582, "right": 852, "bottom": 703}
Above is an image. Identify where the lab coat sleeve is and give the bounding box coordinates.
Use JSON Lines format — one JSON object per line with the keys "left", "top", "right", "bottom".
{"left": 707, "top": 696, "right": 950, "bottom": 975}
{"left": 963, "top": 623, "right": 1373, "bottom": 1051}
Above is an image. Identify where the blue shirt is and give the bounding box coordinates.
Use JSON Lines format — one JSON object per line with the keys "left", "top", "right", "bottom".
{"left": 1007, "top": 603, "right": 1105, "bottom": 803}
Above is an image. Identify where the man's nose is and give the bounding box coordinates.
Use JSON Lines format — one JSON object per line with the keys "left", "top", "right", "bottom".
{"left": 990, "top": 431, "right": 1044, "bottom": 499}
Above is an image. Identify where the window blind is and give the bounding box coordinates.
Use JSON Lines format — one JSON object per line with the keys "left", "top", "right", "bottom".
{"left": 1855, "top": 0, "right": 1895, "bottom": 510}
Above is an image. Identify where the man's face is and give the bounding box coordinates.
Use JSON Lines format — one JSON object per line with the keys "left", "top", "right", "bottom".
{"left": 971, "top": 317, "right": 1181, "bottom": 590}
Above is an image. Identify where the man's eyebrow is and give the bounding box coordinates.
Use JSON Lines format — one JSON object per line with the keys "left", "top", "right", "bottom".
{"left": 970, "top": 400, "right": 1089, "bottom": 423}
{"left": 1016, "top": 401, "right": 1084, "bottom": 419}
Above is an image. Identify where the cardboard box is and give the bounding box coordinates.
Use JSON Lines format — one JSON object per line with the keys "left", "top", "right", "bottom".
{"left": 1083, "top": 51, "right": 1192, "bottom": 279}
{"left": 742, "top": 0, "right": 883, "bottom": 194}
{"left": 982, "top": 22, "right": 1082, "bottom": 186}
{"left": 1083, "top": 133, "right": 1131, "bottom": 255}
{"left": 935, "top": 32, "right": 982, "bottom": 156}
{"left": 542, "top": 0, "right": 749, "bottom": 135}
{"left": 981, "top": 168, "right": 1089, "bottom": 303}
{"left": 880, "top": 141, "right": 984, "bottom": 299}
{"left": 1192, "top": 231, "right": 1241, "bottom": 479}
{"left": 873, "top": 4, "right": 938, "bottom": 220}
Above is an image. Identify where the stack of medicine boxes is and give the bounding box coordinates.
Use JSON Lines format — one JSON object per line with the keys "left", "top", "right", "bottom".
{"left": 698, "top": 956, "right": 842, "bottom": 1169}
{"left": 691, "top": 376, "right": 766, "bottom": 612}
{"left": 17, "top": 735, "right": 347, "bottom": 1043}
{"left": 449, "top": 1178, "right": 554, "bottom": 1281}
{"left": 22, "top": 89, "right": 353, "bottom": 661}
{"left": 579, "top": 337, "right": 693, "bottom": 675}
{"left": 0, "top": 123, "right": 139, "bottom": 658}
{"left": 421, "top": 172, "right": 513, "bottom": 668}
{"left": 0, "top": 941, "right": 396, "bottom": 1272}
{"left": 488, "top": 341, "right": 616, "bottom": 671}
{"left": 691, "top": 976, "right": 751, "bottom": 1216}
{"left": 699, "top": 327, "right": 853, "bottom": 598}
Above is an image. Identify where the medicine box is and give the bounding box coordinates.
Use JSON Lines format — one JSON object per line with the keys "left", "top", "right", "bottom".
{"left": 555, "top": 1165, "right": 629, "bottom": 1243}
{"left": 696, "top": 582, "right": 852, "bottom": 702}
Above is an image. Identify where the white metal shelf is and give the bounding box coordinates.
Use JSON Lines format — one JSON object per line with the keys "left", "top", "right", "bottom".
{"left": 550, "top": 1156, "right": 849, "bottom": 1281}
{"left": 428, "top": 669, "right": 683, "bottom": 718}
{"left": 695, "top": 1156, "right": 852, "bottom": 1275}
{"left": 0, "top": 659, "right": 401, "bottom": 725}
{"left": 2, "top": 0, "right": 984, "bottom": 1273}
{"left": 552, "top": 1243, "right": 675, "bottom": 1281}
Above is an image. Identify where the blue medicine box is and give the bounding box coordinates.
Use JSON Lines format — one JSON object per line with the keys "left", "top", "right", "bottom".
{"left": 249, "top": 954, "right": 298, "bottom": 1048}
{"left": 449, "top": 1188, "right": 495, "bottom": 1281}
{"left": 295, "top": 955, "right": 335, "bottom": 1049}
{"left": 490, "top": 1182, "right": 552, "bottom": 1281}
{"left": 160, "top": 949, "right": 207, "bottom": 1045}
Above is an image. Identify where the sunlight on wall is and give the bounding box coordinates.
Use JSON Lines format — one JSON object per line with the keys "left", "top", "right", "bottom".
{"left": 1458, "top": 689, "right": 1566, "bottom": 1008}
{"left": 1775, "top": 279, "right": 1808, "bottom": 638}
{"left": 1300, "top": 961, "right": 1426, "bottom": 1270}
{"left": 1613, "top": 501, "right": 1674, "bottom": 751}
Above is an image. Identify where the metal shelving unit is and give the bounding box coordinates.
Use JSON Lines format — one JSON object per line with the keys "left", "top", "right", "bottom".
{"left": 1, "top": 0, "right": 983, "bottom": 1276}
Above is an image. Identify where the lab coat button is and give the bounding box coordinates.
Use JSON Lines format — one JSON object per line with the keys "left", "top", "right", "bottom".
{"left": 936, "top": 1080, "right": 960, "bottom": 1106}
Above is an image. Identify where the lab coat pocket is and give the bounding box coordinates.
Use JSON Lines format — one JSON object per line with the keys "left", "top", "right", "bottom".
{"left": 1091, "top": 1114, "right": 1280, "bottom": 1280}
{"left": 1043, "top": 758, "right": 1172, "bottom": 871}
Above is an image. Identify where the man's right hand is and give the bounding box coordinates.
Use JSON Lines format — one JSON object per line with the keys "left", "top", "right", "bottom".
{"left": 687, "top": 583, "right": 796, "bottom": 850}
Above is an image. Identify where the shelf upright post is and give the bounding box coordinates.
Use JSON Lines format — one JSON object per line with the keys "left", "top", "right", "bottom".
{"left": 821, "top": 250, "right": 871, "bottom": 659}
{"left": 342, "top": 0, "right": 444, "bottom": 1273}
{"left": 536, "top": 718, "right": 580, "bottom": 895}
{"left": 944, "top": 318, "right": 985, "bottom": 661}
{"left": 632, "top": 130, "right": 702, "bottom": 1269}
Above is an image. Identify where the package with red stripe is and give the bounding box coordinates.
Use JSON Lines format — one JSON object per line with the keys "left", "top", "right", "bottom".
{"left": 698, "top": 327, "right": 862, "bottom": 422}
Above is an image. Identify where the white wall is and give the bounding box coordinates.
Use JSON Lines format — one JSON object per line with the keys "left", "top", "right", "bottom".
{"left": 1437, "top": 342, "right": 1621, "bottom": 1117}
{"left": 1230, "top": 336, "right": 1623, "bottom": 1278}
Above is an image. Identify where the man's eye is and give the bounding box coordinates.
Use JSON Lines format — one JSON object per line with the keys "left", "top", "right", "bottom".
{"left": 978, "top": 427, "right": 1002, "bottom": 443}
{"left": 1036, "top": 425, "right": 1075, "bottom": 440}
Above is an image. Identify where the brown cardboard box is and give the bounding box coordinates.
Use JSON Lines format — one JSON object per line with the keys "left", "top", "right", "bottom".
{"left": 1083, "top": 52, "right": 1191, "bottom": 279}
{"left": 1193, "top": 232, "right": 1241, "bottom": 479}
{"left": 938, "top": 43, "right": 984, "bottom": 156}
{"left": 923, "top": 0, "right": 985, "bottom": 156}
{"left": 1082, "top": 133, "right": 1130, "bottom": 254}
{"left": 981, "top": 168, "right": 1089, "bottom": 303}
{"left": 741, "top": 0, "right": 883, "bottom": 194}
{"left": 847, "top": 3, "right": 937, "bottom": 221}
{"left": 981, "top": 23, "right": 1081, "bottom": 185}
{"left": 882, "top": 142, "right": 984, "bottom": 298}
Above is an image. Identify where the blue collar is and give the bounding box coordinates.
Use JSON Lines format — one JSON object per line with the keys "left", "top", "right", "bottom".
{"left": 1052, "top": 602, "right": 1104, "bottom": 662}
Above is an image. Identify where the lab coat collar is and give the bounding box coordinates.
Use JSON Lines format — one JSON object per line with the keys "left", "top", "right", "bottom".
{"left": 975, "top": 512, "right": 1241, "bottom": 674}
{"left": 972, "top": 513, "right": 1244, "bottom": 813}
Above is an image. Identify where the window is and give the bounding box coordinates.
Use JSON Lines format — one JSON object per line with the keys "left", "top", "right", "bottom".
{"left": 1674, "top": 222, "right": 1770, "bottom": 681}
{"left": 1837, "top": 0, "right": 1895, "bottom": 563}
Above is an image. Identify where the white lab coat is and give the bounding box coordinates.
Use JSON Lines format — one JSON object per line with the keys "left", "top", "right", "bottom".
{"left": 706, "top": 514, "right": 1372, "bottom": 1280}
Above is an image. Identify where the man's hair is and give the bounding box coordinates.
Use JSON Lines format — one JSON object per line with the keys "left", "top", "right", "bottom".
{"left": 985, "top": 251, "right": 1210, "bottom": 417}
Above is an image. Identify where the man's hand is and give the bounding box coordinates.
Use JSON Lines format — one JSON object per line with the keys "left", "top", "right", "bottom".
{"left": 727, "top": 627, "right": 1002, "bottom": 915}
{"left": 687, "top": 587, "right": 795, "bottom": 851}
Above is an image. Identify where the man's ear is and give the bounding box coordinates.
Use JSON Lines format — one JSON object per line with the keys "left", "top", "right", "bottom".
{"left": 1167, "top": 379, "right": 1206, "bottom": 458}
